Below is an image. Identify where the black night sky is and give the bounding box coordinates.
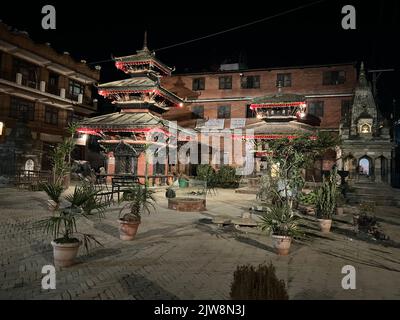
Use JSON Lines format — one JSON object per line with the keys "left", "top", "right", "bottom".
{"left": 1, "top": 0, "right": 399, "bottom": 117}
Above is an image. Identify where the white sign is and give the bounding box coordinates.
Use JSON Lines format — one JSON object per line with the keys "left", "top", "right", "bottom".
{"left": 230, "top": 118, "right": 246, "bottom": 129}
{"left": 201, "top": 119, "right": 225, "bottom": 130}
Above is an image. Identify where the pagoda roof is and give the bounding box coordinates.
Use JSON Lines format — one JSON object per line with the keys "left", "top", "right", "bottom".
{"left": 114, "top": 48, "right": 173, "bottom": 76}
{"left": 251, "top": 93, "right": 306, "bottom": 107}
{"left": 98, "top": 77, "right": 183, "bottom": 105}
{"left": 245, "top": 120, "right": 316, "bottom": 135}
{"left": 76, "top": 111, "right": 195, "bottom": 138}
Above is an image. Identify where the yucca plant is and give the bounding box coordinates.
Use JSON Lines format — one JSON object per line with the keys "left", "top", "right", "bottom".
{"left": 259, "top": 203, "right": 301, "bottom": 237}
{"left": 119, "top": 184, "right": 156, "bottom": 222}
{"left": 37, "top": 183, "right": 106, "bottom": 252}
{"left": 315, "top": 168, "right": 338, "bottom": 219}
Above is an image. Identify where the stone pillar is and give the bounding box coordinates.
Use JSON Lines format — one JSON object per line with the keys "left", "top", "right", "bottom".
{"left": 106, "top": 151, "right": 115, "bottom": 184}
{"left": 374, "top": 157, "right": 382, "bottom": 183}
{"left": 336, "top": 147, "right": 343, "bottom": 170}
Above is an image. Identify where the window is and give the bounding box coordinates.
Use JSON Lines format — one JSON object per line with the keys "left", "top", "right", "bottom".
{"left": 192, "top": 105, "right": 204, "bottom": 118}
{"left": 217, "top": 105, "right": 231, "bottom": 119}
{"left": 192, "top": 77, "right": 205, "bottom": 91}
{"left": 45, "top": 106, "right": 59, "bottom": 125}
{"left": 277, "top": 73, "right": 292, "bottom": 87}
{"left": 12, "top": 58, "right": 38, "bottom": 88}
{"left": 9, "top": 97, "right": 35, "bottom": 121}
{"left": 219, "top": 76, "right": 232, "bottom": 90}
{"left": 68, "top": 80, "right": 84, "bottom": 98}
{"left": 323, "top": 70, "right": 346, "bottom": 85}
{"left": 66, "top": 111, "right": 74, "bottom": 126}
{"left": 241, "top": 75, "right": 260, "bottom": 89}
{"left": 308, "top": 101, "right": 324, "bottom": 118}
{"left": 341, "top": 100, "right": 352, "bottom": 124}
{"left": 246, "top": 105, "right": 256, "bottom": 118}
{"left": 48, "top": 72, "right": 59, "bottom": 95}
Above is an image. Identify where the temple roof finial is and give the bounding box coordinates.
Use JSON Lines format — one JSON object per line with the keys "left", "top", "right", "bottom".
{"left": 143, "top": 30, "right": 148, "bottom": 50}
{"left": 359, "top": 61, "right": 368, "bottom": 87}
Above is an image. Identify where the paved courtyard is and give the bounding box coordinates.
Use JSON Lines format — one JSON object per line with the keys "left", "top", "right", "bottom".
{"left": 1, "top": 186, "right": 400, "bottom": 300}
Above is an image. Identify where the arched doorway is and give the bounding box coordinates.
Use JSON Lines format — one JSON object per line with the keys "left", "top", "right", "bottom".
{"left": 358, "top": 155, "right": 373, "bottom": 180}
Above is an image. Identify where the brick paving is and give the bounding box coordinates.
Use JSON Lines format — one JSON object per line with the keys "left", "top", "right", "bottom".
{"left": 1, "top": 187, "right": 400, "bottom": 300}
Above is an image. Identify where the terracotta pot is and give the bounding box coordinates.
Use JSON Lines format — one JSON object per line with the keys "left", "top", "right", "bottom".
{"left": 318, "top": 219, "right": 332, "bottom": 233}
{"left": 118, "top": 219, "right": 140, "bottom": 240}
{"left": 51, "top": 240, "right": 81, "bottom": 267}
{"left": 271, "top": 235, "right": 292, "bottom": 256}
{"left": 336, "top": 207, "right": 344, "bottom": 216}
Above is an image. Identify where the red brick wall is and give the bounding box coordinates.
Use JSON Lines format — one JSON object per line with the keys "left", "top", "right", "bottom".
{"left": 161, "top": 64, "right": 358, "bottom": 130}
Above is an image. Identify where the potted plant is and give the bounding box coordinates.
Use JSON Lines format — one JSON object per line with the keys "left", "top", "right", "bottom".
{"left": 118, "top": 184, "right": 156, "bottom": 240}
{"left": 41, "top": 182, "right": 64, "bottom": 211}
{"left": 37, "top": 183, "right": 106, "bottom": 267}
{"left": 259, "top": 203, "right": 300, "bottom": 255}
{"left": 315, "top": 168, "right": 338, "bottom": 233}
{"left": 336, "top": 190, "right": 346, "bottom": 216}
{"left": 165, "top": 187, "right": 176, "bottom": 199}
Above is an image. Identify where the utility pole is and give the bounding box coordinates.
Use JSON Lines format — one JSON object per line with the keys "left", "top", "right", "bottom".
{"left": 368, "top": 69, "right": 395, "bottom": 98}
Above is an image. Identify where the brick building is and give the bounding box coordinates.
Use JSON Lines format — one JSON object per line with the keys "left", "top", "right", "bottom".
{"left": 162, "top": 63, "right": 357, "bottom": 131}
{"left": 0, "top": 23, "right": 100, "bottom": 173}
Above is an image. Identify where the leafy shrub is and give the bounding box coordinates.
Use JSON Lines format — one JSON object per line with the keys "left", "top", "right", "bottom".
{"left": 230, "top": 263, "right": 289, "bottom": 300}
{"left": 216, "top": 165, "right": 240, "bottom": 188}
{"left": 165, "top": 188, "right": 176, "bottom": 199}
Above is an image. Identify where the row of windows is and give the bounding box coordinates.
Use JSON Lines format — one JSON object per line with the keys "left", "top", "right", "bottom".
{"left": 191, "top": 100, "right": 353, "bottom": 119}
{"left": 1, "top": 56, "right": 86, "bottom": 99}
{"left": 192, "top": 71, "right": 346, "bottom": 91}
{"left": 8, "top": 97, "right": 75, "bottom": 126}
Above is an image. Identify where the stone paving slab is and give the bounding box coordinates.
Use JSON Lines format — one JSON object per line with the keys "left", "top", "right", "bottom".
{"left": 0, "top": 187, "right": 400, "bottom": 299}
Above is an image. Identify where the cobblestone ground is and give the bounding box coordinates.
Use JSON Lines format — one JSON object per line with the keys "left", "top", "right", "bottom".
{"left": 1, "top": 187, "right": 400, "bottom": 300}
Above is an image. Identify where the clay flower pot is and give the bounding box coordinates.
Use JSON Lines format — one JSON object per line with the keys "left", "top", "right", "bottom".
{"left": 118, "top": 219, "right": 140, "bottom": 241}
{"left": 336, "top": 207, "right": 344, "bottom": 216}
{"left": 271, "top": 235, "right": 292, "bottom": 256}
{"left": 51, "top": 240, "right": 81, "bottom": 267}
{"left": 318, "top": 219, "right": 332, "bottom": 233}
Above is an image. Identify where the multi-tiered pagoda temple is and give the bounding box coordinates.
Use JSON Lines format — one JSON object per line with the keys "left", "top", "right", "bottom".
{"left": 77, "top": 34, "right": 193, "bottom": 184}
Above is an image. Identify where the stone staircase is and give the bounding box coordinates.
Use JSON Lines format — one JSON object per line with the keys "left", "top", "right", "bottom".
{"left": 347, "top": 182, "right": 400, "bottom": 207}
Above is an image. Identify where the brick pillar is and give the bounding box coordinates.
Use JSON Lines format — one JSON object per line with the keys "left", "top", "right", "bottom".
{"left": 106, "top": 151, "right": 115, "bottom": 184}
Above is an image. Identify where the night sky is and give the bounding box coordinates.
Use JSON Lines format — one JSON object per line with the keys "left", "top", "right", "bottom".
{"left": 1, "top": 0, "right": 399, "bottom": 116}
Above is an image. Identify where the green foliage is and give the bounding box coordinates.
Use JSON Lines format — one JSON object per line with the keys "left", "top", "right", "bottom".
{"left": 51, "top": 123, "right": 78, "bottom": 185}
{"left": 41, "top": 182, "right": 64, "bottom": 204}
{"left": 230, "top": 263, "right": 289, "bottom": 300}
{"left": 299, "top": 191, "right": 317, "bottom": 205}
{"left": 197, "top": 164, "right": 217, "bottom": 187}
{"left": 165, "top": 188, "right": 176, "bottom": 199}
{"left": 259, "top": 203, "right": 301, "bottom": 237}
{"left": 36, "top": 182, "right": 106, "bottom": 252}
{"left": 119, "top": 184, "right": 156, "bottom": 222}
{"left": 315, "top": 168, "right": 338, "bottom": 219}
{"left": 258, "top": 132, "right": 340, "bottom": 208}
{"left": 216, "top": 165, "right": 240, "bottom": 188}
{"left": 197, "top": 164, "right": 240, "bottom": 189}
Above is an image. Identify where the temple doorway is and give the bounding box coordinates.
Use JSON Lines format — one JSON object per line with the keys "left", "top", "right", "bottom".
{"left": 358, "top": 156, "right": 373, "bottom": 179}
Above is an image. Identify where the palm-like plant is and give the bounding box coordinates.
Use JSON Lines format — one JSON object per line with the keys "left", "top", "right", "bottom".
{"left": 315, "top": 168, "right": 338, "bottom": 219}
{"left": 37, "top": 183, "right": 106, "bottom": 252}
{"left": 119, "top": 184, "right": 156, "bottom": 222}
{"left": 41, "top": 182, "right": 64, "bottom": 205}
{"left": 259, "top": 204, "right": 301, "bottom": 237}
